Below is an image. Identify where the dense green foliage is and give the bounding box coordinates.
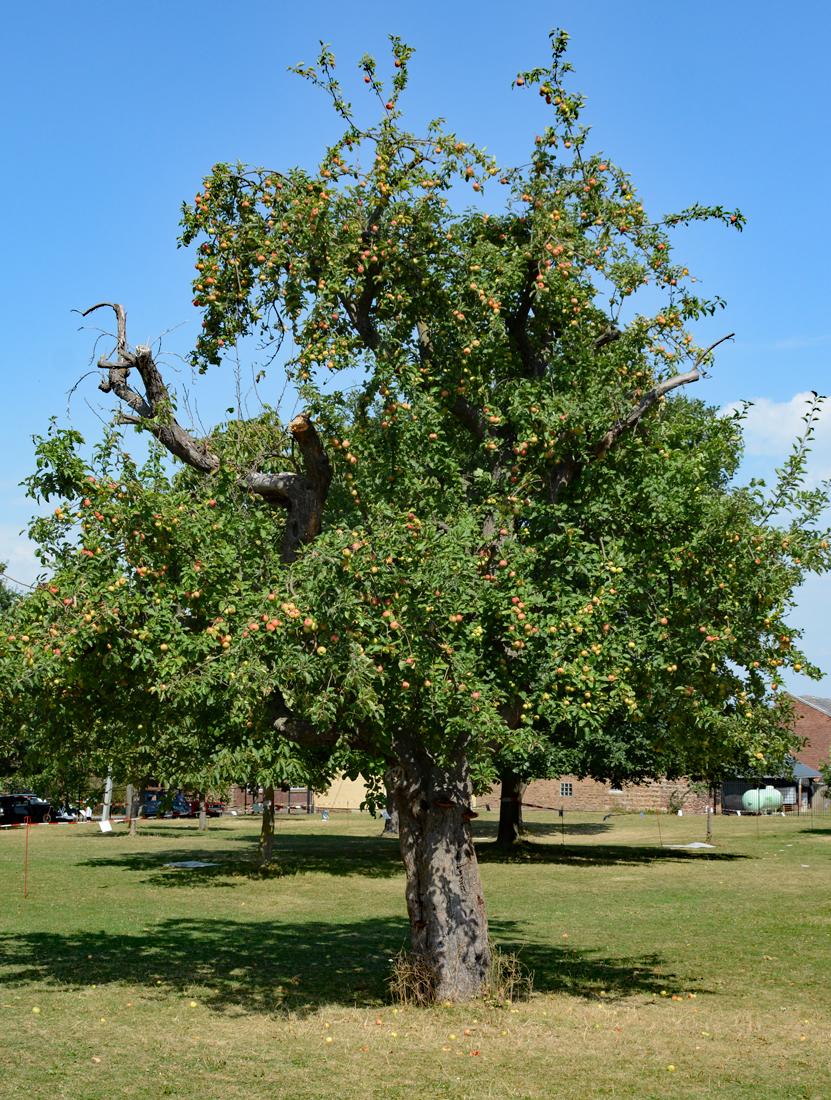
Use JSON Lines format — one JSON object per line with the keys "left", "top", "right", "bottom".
{"left": 1, "top": 31, "right": 828, "bottom": 802}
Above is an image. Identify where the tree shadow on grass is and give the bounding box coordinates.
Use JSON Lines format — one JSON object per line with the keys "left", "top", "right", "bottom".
{"left": 79, "top": 827, "right": 745, "bottom": 889}
{"left": 489, "top": 920, "right": 689, "bottom": 1001}
{"left": 475, "top": 840, "right": 746, "bottom": 867}
{"left": 79, "top": 832, "right": 406, "bottom": 888}
{"left": 0, "top": 916, "right": 692, "bottom": 1014}
{"left": 473, "top": 820, "right": 614, "bottom": 839}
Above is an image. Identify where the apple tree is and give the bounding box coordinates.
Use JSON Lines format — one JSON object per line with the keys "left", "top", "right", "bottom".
{"left": 3, "top": 32, "right": 830, "bottom": 1001}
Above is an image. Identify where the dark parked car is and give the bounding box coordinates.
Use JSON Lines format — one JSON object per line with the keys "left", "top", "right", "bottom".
{"left": 0, "top": 794, "right": 53, "bottom": 826}
{"left": 142, "top": 790, "right": 192, "bottom": 818}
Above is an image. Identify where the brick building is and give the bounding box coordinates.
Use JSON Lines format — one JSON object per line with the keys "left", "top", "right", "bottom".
{"left": 787, "top": 694, "right": 831, "bottom": 772}
{"left": 495, "top": 693, "right": 831, "bottom": 816}
{"left": 495, "top": 775, "right": 710, "bottom": 816}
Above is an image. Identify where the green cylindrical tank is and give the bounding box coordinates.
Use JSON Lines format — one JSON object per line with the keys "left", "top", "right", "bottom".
{"left": 742, "top": 785, "right": 783, "bottom": 813}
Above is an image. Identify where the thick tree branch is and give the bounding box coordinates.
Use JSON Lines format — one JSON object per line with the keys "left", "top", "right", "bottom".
{"left": 244, "top": 471, "right": 308, "bottom": 504}
{"left": 449, "top": 396, "right": 488, "bottom": 441}
{"left": 590, "top": 334, "right": 734, "bottom": 460}
{"left": 83, "top": 303, "right": 221, "bottom": 474}
{"left": 85, "top": 304, "right": 333, "bottom": 564}
{"left": 81, "top": 302, "right": 127, "bottom": 357}
{"left": 417, "top": 321, "right": 488, "bottom": 441}
{"left": 340, "top": 281, "right": 380, "bottom": 350}
{"left": 267, "top": 688, "right": 380, "bottom": 752}
{"left": 104, "top": 371, "right": 152, "bottom": 418}
{"left": 547, "top": 334, "right": 734, "bottom": 503}
{"left": 268, "top": 689, "right": 332, "bottom": 745}
{"left": 243, "top": 415, "right": 332, "bottom": 563}
{"left": 505, "top": 277, "right": 552, "bottom": 377}
{"left": 591, "top": 325, "right": 622, "bottom": 353}
{"left": 276, "top": 414, "right": 333, "bottom": 563}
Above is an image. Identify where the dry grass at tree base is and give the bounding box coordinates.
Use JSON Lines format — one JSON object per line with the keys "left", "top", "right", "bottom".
{"left": 0, "top": 811, "right": 829, "bottom": 1100}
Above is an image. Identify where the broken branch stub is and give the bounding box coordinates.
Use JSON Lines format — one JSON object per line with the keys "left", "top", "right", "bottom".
{"left": 84, "top": 302, "right": 333, "bottom": 563}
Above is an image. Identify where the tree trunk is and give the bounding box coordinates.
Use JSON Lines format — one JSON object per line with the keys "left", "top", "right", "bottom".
{"left": 257, "top": 784, "right": 275, "bottom": 867}
{"left": 198, "top": 792, "right": 207, "bottom": 832}
{"left": 382, "top": 774, "right": 399, "bottom": 836}
{"left": 130, "top": 784, "right": 145, "bottom": 836}
{"left": 495, "top": 768, "right": 527, "bottom": 848}
{"left": 389, "top": 738, "right": 490, "bottom": 1002}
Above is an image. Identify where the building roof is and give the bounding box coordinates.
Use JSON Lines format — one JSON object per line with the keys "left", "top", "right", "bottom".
{"left": 788, "top": 757, "right": 822, "bottom": 780}
{"left": 791, "top": 694, "right": 831, "bottom": 718}
{"left": 730, "top": 756, "right": 823, "bottom": 782}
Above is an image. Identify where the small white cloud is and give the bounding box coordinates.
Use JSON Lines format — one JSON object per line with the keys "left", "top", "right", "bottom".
{"left": 721, "top": 392, "right": 831, "bottom": 482}
{"left": 0, "top": 524, "right": 42, "bottom": 589}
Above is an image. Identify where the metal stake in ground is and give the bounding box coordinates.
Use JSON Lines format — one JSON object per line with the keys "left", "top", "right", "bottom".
{"left": 23, "top": 815, "right": 30, "bottom": 899}
{"left": 706, "top": 804, "right": 712, "bottom": 842}
{"left": 655, "top": 809, "right": 663, "bottom": 847}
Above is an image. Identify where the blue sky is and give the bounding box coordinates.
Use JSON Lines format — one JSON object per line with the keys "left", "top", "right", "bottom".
{"left": 2, "top": 0, "right": 830, "bottom": 692}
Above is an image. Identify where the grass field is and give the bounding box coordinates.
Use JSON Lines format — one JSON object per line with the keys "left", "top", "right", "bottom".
{"left": 1, "top": 809, "right": 829, "bottom": 1100}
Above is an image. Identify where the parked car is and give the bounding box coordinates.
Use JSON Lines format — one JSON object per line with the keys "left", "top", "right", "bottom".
{"left": 142, "top": 790, "right": 192, "bottom": 818}
{"left": 181, "top": 798, "right": 225, "bottom": 817}
{"left": 0, "top": 794, "right": 53, "bottom": 825}
{"left": 185, "top": 799, "right": 224, "bottom": 816}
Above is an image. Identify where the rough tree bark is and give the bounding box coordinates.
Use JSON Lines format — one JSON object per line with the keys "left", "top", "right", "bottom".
{"left": 130, "top": 783, "right": 147, "bottom": 836}
{"left": 495, "top": 768, "right": 528, "bottom": 848}
{"left": 381, "top": 773, "right": 399, "bottom": 836}
{"left": 387, "top": 734, "right": 490, "bottom": 1002}
{"left": 258, "top": 784, "right": 276, "bottom": 867}
{"left": 126, "top": 783, "right": 143, "bottom": 836}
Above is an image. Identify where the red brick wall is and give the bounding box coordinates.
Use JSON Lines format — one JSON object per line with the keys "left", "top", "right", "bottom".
{"left": 788, "top": 697, "right": 831, "bottom": 771}
{"left": 484, "top": 776, "right": 711, "bottom": 814}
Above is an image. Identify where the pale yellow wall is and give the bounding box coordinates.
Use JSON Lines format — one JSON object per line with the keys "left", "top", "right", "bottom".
{"left": 317, "top": 773, "right": 369, "bottom": 809}
{"left": 316, "top": 775, "right": 477, "bottom": 810}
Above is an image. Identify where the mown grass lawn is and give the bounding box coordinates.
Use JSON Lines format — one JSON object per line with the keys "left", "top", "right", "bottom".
{"left": 0, "top": 809, "right": 828, "bottom": 1099}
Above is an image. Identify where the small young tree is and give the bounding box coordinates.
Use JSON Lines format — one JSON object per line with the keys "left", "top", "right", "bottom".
{"left": 4, "top": 32, "right": 829, "bottom": 1001}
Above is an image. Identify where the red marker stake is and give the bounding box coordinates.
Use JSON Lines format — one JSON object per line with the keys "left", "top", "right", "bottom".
{"left": 23, "top": 816, "right": 31, "bottom": 899}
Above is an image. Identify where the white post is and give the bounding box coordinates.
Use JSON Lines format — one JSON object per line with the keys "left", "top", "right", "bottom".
{"left": 102, "top": 766, "right": 113, "bottom": 824}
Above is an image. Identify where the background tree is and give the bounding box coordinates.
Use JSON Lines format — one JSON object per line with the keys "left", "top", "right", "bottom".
{"left": 3, "top": 32, "right": 829, "bottom": 1001}
{"left": 0, "top": 565, "right": 18, "bottom": 614}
